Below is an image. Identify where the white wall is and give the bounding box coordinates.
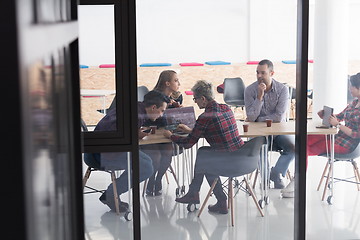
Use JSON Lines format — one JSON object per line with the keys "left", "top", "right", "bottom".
{"left": 78, "top": 0, "right": 360, "bottom": 66}
{"left": 78, "top": 5, "right": 115, "bottom": 66}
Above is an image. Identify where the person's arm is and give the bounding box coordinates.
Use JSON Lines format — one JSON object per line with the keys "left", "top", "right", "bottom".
{"left": 335, "top": 105, "right": 348, "bottom": 122}
{"left": 244, "top": 85, "right": 263, "bottom": 122}
{"left": 177, "top": 123, "right": 192, "bottom": 133}
{"left": 164, "top": 115, "right": 207, "bottom": 149}
{"left": 257, "top": 85, "right": 289, "bottom": 122}
{"left": 329, "top": 115, "right": 354, "bottom": 137}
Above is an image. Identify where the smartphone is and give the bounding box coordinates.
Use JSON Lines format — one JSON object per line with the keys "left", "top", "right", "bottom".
{"left": 142, "top": 129, "right": 151, "bottom": 133}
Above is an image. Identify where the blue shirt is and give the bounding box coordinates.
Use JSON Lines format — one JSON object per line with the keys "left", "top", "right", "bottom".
{"left": 244, "top": 79, "right": 289, "bottom": 122}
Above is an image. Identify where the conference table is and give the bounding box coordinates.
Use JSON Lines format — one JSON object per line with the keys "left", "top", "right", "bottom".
{"left": 139, "top": 120, "right": 338, "bottom": 206}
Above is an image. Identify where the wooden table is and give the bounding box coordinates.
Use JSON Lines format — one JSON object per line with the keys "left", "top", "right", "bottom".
{"left": 237, "top": 120, "right": 337, "bottom": 205}
{"left": 139, "top": 121, "right": 338, "bottom": 205}
{"left": 138, "top": 128, "right": 172, "bottom": 145}
{"left": 236, "top": 120, "right": 337, "bottom": 136}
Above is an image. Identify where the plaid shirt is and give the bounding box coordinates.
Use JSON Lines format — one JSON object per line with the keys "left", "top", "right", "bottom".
{"left": 170, "top": 100, "right": 244, "bottom": 152}
{"left": 335, "top": 98, "right": 360, "bottom": 151}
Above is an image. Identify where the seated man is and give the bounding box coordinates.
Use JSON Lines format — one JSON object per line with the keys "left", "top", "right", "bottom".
{"left": 244, "top": 59, "right": 295, "bottom": 189}
{"left": 84, "top": 90, "right": 169, "bottom": 212}
{"left": 163, "top": 80, "right": 245, "bottom": 214}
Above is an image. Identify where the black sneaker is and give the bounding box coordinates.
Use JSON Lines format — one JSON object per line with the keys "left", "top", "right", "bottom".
{"left": 99, "top": 193, "right": 129, "bottom": 213}
{"left": 208, "top": 201, "right": 228, "bottom": 214}
{"left": 269, "top": 167, "right": 285, "bottom": 189}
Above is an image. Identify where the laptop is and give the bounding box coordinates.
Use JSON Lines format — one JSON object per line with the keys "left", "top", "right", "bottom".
{"left": 164, "top": 106, "right": 196, "bottom": 134}
{"left": 316, "top": 105, "right": 334, "bottom": 128}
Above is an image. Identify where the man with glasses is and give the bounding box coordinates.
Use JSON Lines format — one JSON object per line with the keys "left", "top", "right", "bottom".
{"left": 244, "top": 59, "right": 295, "bottom": 190}
{"left": 163, "top": 80, "right": 244, "bottom": 214}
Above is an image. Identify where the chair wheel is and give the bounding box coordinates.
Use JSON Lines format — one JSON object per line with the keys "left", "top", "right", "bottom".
{"left": 258, "top": 200, "right": 265, "bottom": 209}
{"left": 124, "top": 211, "right": 132, "bottom": 221}
{"left": 186, "top": 203, "right": 199, "bottom": 212}
{"left": 327, "top": 196, "right": 333, "bottom": 205}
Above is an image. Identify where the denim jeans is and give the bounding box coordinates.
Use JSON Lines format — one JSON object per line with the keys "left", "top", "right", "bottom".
{"left": 271, "top": 135, "right": 295, "bottom": 176}
{"left": 84, "top": 151, "right": 153, "bottom": 197}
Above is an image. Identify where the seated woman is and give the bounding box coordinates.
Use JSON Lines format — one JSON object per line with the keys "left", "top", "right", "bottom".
{"left": 282, "top": 72, "right": 360, "bottom": 197}
{"left": 308, "top": 72, "right": 360, "bottom": 157}
{"left": 141, "top": 70, "right": 183, "bottom": 196}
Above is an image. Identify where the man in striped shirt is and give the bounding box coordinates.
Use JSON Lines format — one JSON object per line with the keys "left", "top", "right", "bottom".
{"left": 164, "top": 80, "right": 244, "bottom": 214}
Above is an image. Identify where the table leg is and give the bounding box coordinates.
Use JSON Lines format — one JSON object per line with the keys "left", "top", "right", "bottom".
{"left": 329, "top": 134, "right": 335, "bottom": 204}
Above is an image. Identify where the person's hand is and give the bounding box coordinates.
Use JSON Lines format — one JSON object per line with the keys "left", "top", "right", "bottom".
{"left": 329, "top": 115, "right": 339, "bottom": 127}
{"left": 138, "top": 128, "right": 149, "bottom": 139}
{"left": 317, "top": 109, "right": 324, "bottom": 119}
{"left": 163, "top": 130, "right": 173, "bottom": 138}
{"left": 177, "top": 124, "right": 192, "bottom": 134}
{"left": 172, "top": 102, "right": 181, "bottom": 108}
{"left": 257, "top": 83, "right": 266, "bottom": 100}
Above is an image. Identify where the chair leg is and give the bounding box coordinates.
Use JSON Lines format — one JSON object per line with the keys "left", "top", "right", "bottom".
{"left": 252, "top": 169, "right": 259, "bottom": 189}
{"left": 197, "top": 178, "right": 218, "bottom": 218}
{"left": 351, "top": 160, "right": 360, "bottom": 191}
{"left": 110, "top": 171, "right": 120, "bottom": 215}
{"left": 244, "top": 177, "right": 264, "bottom": 217}
{"left": 229, "top": 177, "right": 234, "bottom": 226}
{"left": 322, "top": 163, "right": 332, "bottom": 201}
{"left": 83, "top": 167, "right": 92, "bottom": 189}
{"left": 317, "top": 161, "right": 330, "bottom": 191}
{"left": 228, "top": 178, "right": 231, "bottom": 210}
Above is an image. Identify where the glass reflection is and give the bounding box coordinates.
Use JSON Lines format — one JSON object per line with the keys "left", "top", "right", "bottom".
{"left": 78, "top": 5, "right": 116, "bottom": 130}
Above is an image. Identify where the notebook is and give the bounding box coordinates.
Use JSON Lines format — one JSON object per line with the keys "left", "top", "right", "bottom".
{"left": 316, "top": 105, "right": 334, "bottom": 128}
{"left": 164, "top": 106, "right": 196, "bottom": 134}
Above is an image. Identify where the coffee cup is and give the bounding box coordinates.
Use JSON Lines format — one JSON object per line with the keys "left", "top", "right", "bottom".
{"left": 243, "top": 124, "right": 249, "bottom": 132}
{"left": 266, "top": 119, "right": 272, "bottom": 127}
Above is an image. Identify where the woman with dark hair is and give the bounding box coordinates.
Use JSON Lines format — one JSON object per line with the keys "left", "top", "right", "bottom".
{"left": 308, "top": 72, "right": 360, "bottom": 157}
{"left": 282, "top": 72, "right": 360, "bottom": 197}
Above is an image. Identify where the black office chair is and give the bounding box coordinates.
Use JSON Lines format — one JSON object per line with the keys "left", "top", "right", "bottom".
{"left": 317, "top": 142, "right": 360, "bottom": 204}
{"left": 223, "top": 77, "right": 246, "bottom": 119}
{"left": 195, "top": 136, "right": 266, "bottom": 226}
{"left": 81, "top": 119, "right": 131, "bottom": 219}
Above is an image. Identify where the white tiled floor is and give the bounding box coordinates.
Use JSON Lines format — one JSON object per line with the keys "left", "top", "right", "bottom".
{"left": 83, "top": 155, "right": 360, "bottom": 240}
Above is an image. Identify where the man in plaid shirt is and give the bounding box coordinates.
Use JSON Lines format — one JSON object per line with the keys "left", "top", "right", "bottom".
{"left": 164, "top": 80, "right": 244, "bottom": 214}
